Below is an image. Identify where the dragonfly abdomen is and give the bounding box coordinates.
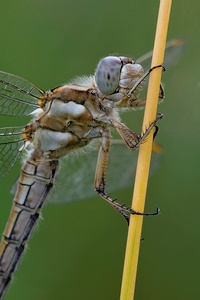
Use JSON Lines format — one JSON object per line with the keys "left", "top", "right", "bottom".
{"left": 0, "top": 149, "right": 59, "bottom": 299}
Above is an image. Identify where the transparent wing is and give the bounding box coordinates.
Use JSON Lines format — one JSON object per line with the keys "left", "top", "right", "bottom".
{"left": 0, "top": 127, "right": 25, "bottom": 179}
{"left": 48, "top": 141, "right": 161, "bottom": 204}
{"left": 137, "top": 38, "right": 185, "bottom": 71}
{"left": 0, "top": 71, "right": 44, "bottom": 116}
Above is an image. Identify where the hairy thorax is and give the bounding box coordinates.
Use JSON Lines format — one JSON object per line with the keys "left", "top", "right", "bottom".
{"left": 23, "top": 84, "right": 120, "bottom": 159}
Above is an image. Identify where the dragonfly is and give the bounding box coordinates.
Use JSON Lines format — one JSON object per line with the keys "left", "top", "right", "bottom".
{"left": 0, "top": 38, "right": 184, "bottom": 299}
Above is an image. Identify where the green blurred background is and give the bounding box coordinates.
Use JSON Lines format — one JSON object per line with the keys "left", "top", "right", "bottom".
{"left": 0, "top": 0, "right": 199, "bottom": 299}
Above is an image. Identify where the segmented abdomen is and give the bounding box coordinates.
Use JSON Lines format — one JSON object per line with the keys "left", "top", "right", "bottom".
{"left": 0, "top": 149, "right": 59, "bottom": 299}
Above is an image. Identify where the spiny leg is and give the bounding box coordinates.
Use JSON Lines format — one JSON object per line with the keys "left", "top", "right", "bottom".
{"left": 143, "top": 113, "right": 163, "bottom": 140}
{"left": 111, "top": 113, "right": 163, "bottom": 151}
{"left": 94, "top": 129, "right": 160, "bottom": 223}
{"left": 128, "top": 64, "right": 165, "bottom": 102}
{"left": 129, "top": 64, "right": 164, "bottom": 93}
{"left": 116, "top": 65, "right": 165, "bottom": 109}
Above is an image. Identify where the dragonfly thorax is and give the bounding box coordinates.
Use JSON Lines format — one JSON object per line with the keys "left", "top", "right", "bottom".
{"left": 24, "top": 84, "right": 120, "bottom": 159}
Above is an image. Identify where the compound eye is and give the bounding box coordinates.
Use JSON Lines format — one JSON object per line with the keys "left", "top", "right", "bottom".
{"left": 95, "top": 56, "right": 122, "bottom": 95}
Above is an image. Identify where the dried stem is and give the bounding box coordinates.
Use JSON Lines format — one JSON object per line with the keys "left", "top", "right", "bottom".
{"left": 120, "top": 1, "right": 172, "bottom": 299}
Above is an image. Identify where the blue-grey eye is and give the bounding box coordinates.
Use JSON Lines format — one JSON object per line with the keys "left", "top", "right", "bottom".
{"left": 95, "top": 56, "right": 122, "bottom": 95}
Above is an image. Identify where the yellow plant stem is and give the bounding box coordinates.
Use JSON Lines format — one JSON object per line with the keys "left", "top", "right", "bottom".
{"left": 120, "top": 1, "right": 172, "bottom": 299}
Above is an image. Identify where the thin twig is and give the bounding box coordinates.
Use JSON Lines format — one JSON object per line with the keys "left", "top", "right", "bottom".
{"left": 120, "top": 1, "right": 172, "bottom": 299}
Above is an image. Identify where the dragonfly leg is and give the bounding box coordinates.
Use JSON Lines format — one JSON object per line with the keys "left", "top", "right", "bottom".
{"left": 116, "top": 65, "right": 165, "bottom": 109}
{"left": 111, "top": 113, "right": 163, "bottom": 151}
{"left": 94, "top": 128, "right": 160, "bottom": 223}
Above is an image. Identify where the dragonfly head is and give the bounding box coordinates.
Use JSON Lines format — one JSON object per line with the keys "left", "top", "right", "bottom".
{"left": 94, "top": 56, "right": 144, "bottom": 100}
